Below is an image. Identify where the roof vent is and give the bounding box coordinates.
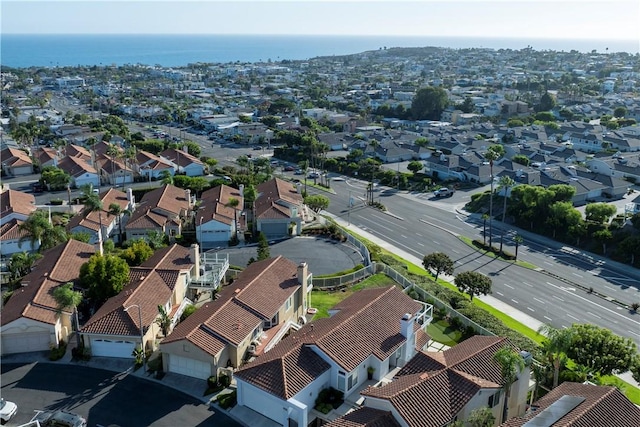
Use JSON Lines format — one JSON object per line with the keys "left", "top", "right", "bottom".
{"left": 402, "top": 313, "right": 411, "bottom": 320}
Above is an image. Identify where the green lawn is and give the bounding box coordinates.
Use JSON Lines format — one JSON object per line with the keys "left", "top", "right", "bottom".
{"left": 427, "top": 319, "right": 464, "bottom": 347}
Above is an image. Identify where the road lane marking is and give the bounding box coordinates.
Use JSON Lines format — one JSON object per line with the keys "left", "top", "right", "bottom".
{"left": 587, "top": 311, "right": 601, "bottom": 319}
{"left": 629, "top": 330, "right": 640, "bottom": 337}
{"left": 503, "top": 284, "right": 514, "bottom": 289}
{"left": 401, "top": 235, "right": 407, "bottom": 239}
{"left": 527, "top": 307, "right": 535, "bottom": 312}
{"left": 544, "top": 316, "right": 553, "bottom": 321}
{"left": 416, "top": 233, "right": 423, "bottom": 237}
{"left": 553, "top": 295, "right": 564, "bottom": 302}
{"left": 534, "top": 298, "right": 546, "bottom": 305}
{"left": 511, "top": 299, "right": 519, "bottom": 304}
{"left": 417, "top": 242, "right": 425, "bottom": 247}
{"left": 451, "top": 249, "right": 460, "bottom": 254}
{"left": 433, "top": 241, "right": 440, "bottom": 245}
{"left": 567, "top": 314, "right": 580, "bottom": 321}
{"left": 496, "top": 292, "right": 504, "bottom": 296}
{"left": 572, "top": 273, "right": 583, "bottom": 278}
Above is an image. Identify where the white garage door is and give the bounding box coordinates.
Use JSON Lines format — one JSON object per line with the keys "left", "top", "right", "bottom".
{"left": 1, "top": 332, "right": 51, "bottom": 354}
{"left": 241, "top": 382, "right": 283, "bottom": 423}
{"left": 90, "top": 338, "right": 136, "bottom": 358}
{"left": 168, "top": 354, "right": 211, "bottom": 380}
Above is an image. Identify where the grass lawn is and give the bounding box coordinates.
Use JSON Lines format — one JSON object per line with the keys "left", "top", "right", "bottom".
{"left": 427, "top": 319, "right": 464, "bottom": 347}
{"left": 600, "top": 375, "right": 640, "bottom": 405}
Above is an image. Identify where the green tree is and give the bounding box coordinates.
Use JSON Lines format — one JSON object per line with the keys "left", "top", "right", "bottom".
{"left": 466, "top": 406, "right": 496, "bottom": 427}
{"left": 52, "top": 282, "right": 83, "bottom": 347}
{"left": 497, "top": 176, "right": 516, "bottom": 253}
{"left": 411, "top": 86, "right": 449, "bottom": 120}
{"left": 593, "top": 228, "right": 613, "bottom": 255}
{"left": 70, "top": 231, "right": 92, "bottom": 243}
{"left": 120, "top": 240, "right": 154, "bottom": 266}
{"left": 79, "top": 254, "right": 130, "bottom": 305}
{"left": 156, "top": 304, "right": 171, "bottom": 336}
{"left": 225, "top": 197, "right": 241, "bottom": 243}
{"left": 19, "top": 210, "right": 68, "bottom": 251}
{"left": 493, "top": 346, "right": 526, "bottom": 423}
{"left": 414, "top": 137, "right": 429, "bottom": 148}
{"left": 160, "top": 170, "right": 173, "bottom": 185}
{"left": 545, "top": 201, "right": 583, "bottom": 239}
{"left": 615, "top": 235, "right": 640, "bottom": 265}
{"left": 108, "top": 203, "right": 128, "bottom": 240}
{"left": 146, "top": 230, "right": 167, "bottom": 249}
{"left": 484, "top": 147, "right": 502, "bottom": 247}
{"left": 422, "top": 252, "right": 454, "bottom": 282}
{"left": 585, "top": 202, "right": 617, "bottom": 224}
{"left": 512, "top": 155, "right": 530, "bottom": 166}
{"left": 566, "top": 323, "right": 637, "bottom": 376}
{"left": 630, "top": 355, "right": 640, "bottom": 383}
{"left": 256, "top": 232, "right": 270, "bottom": 261}
{"left": 538, "top": 324, "right": 574, "bottom": 389}
{"left": 454, "top": 271, "right": 492, "bottom": 301}
{"left": 41, "top": 166, "right": 71, "bottom": 190}
{"left": 538, "top": 91, "right": 557, "bottom": 112}
{"left": 613, "top": 106, "right": 627, "bottom": 118}
{"left": 9, "top": 251, "right": 41, "bottom": 280}
{"left": 407, "top": 160, "right": 424, "bottom": 174}
{"left": 456, "top": 96, "right": 474, "bottom": 114}
{"left": 482, "top": 213, "right": 490, "bottom": 246}
{"left": 304, "top": 194, "right": 330, "bottom": 213}
{"left": 513, "top": 234, "right": 524, "bottom": 260}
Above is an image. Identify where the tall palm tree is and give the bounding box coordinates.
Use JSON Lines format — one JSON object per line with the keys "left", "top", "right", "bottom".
{"left": 108, "top": 203, "right": 129, "bottom": 242}
{"left": 52, "top": 282, "right": 83, "bottom": 348}
{"left": 537, "top": 324, "right": 574, "bottom": 389}
{"left": 482, "top": 213, "right": 489, "bottom": 246}
{"left": 9, "top": 251, "right": 42, "bottom": 280}
{"left": 484, "top": 149, "right": 501, "bottom": 248}
{"left": 82, "top": 185, "right": 105, "bottom": 244}
{"left": 122, "top": 147, "right": 137, "bottom": 190}
{"left": 513, "top": 234, "right": 524, "bottom": 260}
{"left": 493, "top": 346, "right": 525, "bottom": 424}
{"left": 498, "top": 176, "right": 516, "bottom": 253}
{"left": 106, "top": 143, "right": 120, "bottom": 186}
{"left": 19, "top": 210, "right": 68, "bottom": 251}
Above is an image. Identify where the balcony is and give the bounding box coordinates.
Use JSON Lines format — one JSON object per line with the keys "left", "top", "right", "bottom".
{"left": 189, "top": 252, "right": 229, "bottom": 290}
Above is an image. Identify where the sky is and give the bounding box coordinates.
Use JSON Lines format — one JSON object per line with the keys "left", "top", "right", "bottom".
{"left": 2, "top": 0, "right": 639, "bottom": 41}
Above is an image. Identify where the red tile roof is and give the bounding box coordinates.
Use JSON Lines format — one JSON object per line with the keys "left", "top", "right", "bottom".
{"left": 67, "top": 188, "right": 129, "bottom": 232}
{"left": 0, "top": 189, "right": 36, "bottom": 220}
{"left": 0, "top": 218, "right": 29, "bottom": 241}
{"left": 1, "top": 240, "right": 95, "bottom": 326}
{"left": 126, "top": 184, "right": 190, "bottom": 230}
{"left": 255, "top": 178, "right": 303, "bottom": 219}
{"left": 235, "top": 286, "right": 424, "bottom": 399}
{"left": 1, "top": 147, "right": 32, "bottom": 167}
{"left": 160, "top": 148, "right": 204, "bottom": 168}
{"left": 198, "top": 184, "right": 243, "bottom": 226}
{"left": 324, "top": 407, "right": 401, "bottom": 427}
{"left": 57, "top": 155, "right": 97, "bottom": 177}
{"left": 361, "top": 336, "right": 513, "bottom": 427}
{"left": 501, "top": 382, "right": 640, "bottom": 427}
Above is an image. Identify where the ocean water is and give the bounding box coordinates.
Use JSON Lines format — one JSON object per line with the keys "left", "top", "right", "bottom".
{"left": 1, "top": 34, "right": 637, "bottom": 68}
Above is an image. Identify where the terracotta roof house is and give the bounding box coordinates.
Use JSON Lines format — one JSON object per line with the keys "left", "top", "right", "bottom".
{"left": 0, "top": 218, "right": 38, "bottom": 256}
{"left": 356, "top": 336, "right": 531, "bottom": 426}
{"left": 0, "top": 188, "right": 36, "bottom": 226}
{"left": 67, "top": 188, "right": 134, "bottom": 244}
{"left": 96, "top": 155, "right": 134, "bottom": 186}
{"left": 56, "top": 155, "right": 100, "bottom": 189}
{"left": 501, "top": 381, "right": 640, "bottom": 426}
{"left": 0, "top": 147, "right": 33, "bottom": 176}
{"left": 1, "top": 240, "right": 95, "bottom": 354}
{"left": 33, "top": 146, "right": 59, "bottom": 168}
{"left": 195, "top": 184, "right": 244, "bottom": 249}
{"left": 64, "top": 143, "right": 92, "bottom": 160}
{"left": 80, "top": 244, "right": 197, "bottom": 358}
{"left": 135, "top": 149, "right": 175, "bottom": 180}
{"left": 125, "top": 184, "right": 192, "bottom": 241}
{"left": 160, "top": 256, "right": 312, "bottom": 380}
{"left": 160, "top": 147, "right": 205, "bottom": 177}
{"left": 233, "top": 286, "right": 432, "bottom": 427}
{"left": 324, "top": 407, "right": 401, "bottom": 427}
{"left": 254, "top": 177, "right": 304, "bottom": 238}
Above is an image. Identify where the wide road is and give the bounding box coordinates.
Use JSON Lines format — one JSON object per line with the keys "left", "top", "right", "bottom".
{"left": 304, "top": 176, "right": 640, "bottom": 346}
{"left": 0, "top": 363, "right": 240, "bottom": 427}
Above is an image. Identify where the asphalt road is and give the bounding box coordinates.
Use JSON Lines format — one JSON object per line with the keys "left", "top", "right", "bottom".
{"left": 0, "top": 363, "right": 240, "bottom": 427}
{"left": 302, "top": 176, "right": 640, "bottom": 346}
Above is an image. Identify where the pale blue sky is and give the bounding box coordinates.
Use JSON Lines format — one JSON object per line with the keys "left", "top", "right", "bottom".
{"left": 2, "top": 0, "right": 638, "bottom": 40}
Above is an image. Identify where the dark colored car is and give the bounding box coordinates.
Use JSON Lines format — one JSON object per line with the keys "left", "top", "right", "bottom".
{"left": 31, "top": 410, "right": 87, "bottom": 427}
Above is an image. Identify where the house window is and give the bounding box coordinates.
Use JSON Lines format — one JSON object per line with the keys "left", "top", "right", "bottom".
{"left": 488, "top": 390, "right": 501, "bottom": 408}
{"left": 285, "top": 296, "right": 292, "bottom": 311}
{"left": 337, "top": 370, "right": 358, "bottom": 392}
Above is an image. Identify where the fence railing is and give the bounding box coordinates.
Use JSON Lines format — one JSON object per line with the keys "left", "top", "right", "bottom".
{"left": 316, "top": 216, "right": 371, "bottom": 266}
{"left": 312, "top": 264, "right": 375, "bottom": 289}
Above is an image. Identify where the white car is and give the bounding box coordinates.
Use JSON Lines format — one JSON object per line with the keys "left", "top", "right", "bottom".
{"left": 0, "top": 398, "right": 17, "bottom": 423}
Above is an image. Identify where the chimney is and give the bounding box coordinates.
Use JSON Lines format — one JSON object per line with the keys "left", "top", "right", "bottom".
{"left": 400, "top": 313, "right": 415, "bottom": 362}
{"left": 239, "top": 184, "right": 244, "bottom": 197}
{"left": 127, "top": 187, "right": 135, "bottom": 205}
{"left": 190, "top": 243, "right": 200, "bottom": 280}
{"left": 185, "top": 189, "right": 192, "bottom": 207}
{"left": 297, "top": 262, "right": 309, "bottom": 308}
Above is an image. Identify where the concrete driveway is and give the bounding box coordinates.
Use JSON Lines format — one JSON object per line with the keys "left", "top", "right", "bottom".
{"left": 208, "top": 236, "right": 364, "bottom": 275}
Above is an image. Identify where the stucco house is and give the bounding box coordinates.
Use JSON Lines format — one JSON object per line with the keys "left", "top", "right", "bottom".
{"left": 160, "top": 256, "right": 312, "bottom": 380}
{"left": 233, "top": 286, "right": 432, "bottom": 427}
{"left": 1, "top": 147, "right": 33, "bottom": 176}
{"left": 0, "top": 189, "right": 36, "bottom": 226}
{"left": 196, "top": 184, "right": 243, "bottom": 249}
{"left": 79, "top": 244, "right": 197, "bottom": 358}
{"left": 56, "top": 155, "right": 100, "bottom": 189}
{"left": 1, "top": 240, "right": 95, "bottom": 354}
{"left": 125, "top": 184, "right": 192, "bottom": 241}
{"left": 254, "top": 178, "right": 304, "bottom": 238}
{"left": 136, "top": 149, "right": 175, "bottom": 180}
{"left": 160, "top": 148, "right": 205, "bottom": 177}
{"left": 67, "top": 188, "right": 134, "bottom": 243}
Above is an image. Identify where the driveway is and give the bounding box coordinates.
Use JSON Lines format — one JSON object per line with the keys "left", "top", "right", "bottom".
{"left": 208, "top": 236, "right": 364, "bottom": 275}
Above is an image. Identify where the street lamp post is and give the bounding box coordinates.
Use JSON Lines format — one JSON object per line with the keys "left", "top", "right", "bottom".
{"left": 124, "top": 304, "right": 145, "bottom": 371}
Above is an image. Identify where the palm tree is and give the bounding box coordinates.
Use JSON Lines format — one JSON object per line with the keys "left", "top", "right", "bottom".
{"left": 155, "top": 305, "right": 171, "bottom": 337}
{"left": 9, "top": 251, "right": 42, "bottom": 280}
{"left": 159, "top": 169, "right": 173, "bottom": 185}
{"left": 537, "top": 324, "right": 573, "bottom": 389}
{"left": 482, "top": 213, "right": 489, "bottom": 246}
{"left": 484, "top": 149, "right": 501, "bottom": 248}
{"left": 52, "top": 282, "right": 83, "bottom": 348}
{"left": 122, "top": 146, "right": 137, "bottom": 190}
{"left": 19, "top": 210, "right": 68, "bottom": 251}
{"left": 108, "top": 203, "right": 129, "bottom": 242}
{"left": 82, "top": 184, "right": 105, "bottom": 244}
{"left": 493, "top": 346, "right": 525, "bottom": 423}
{"left": 497, "top": 176, "right": 516, "bottom": 253}
{"left": 106, "top": 143, "right": 120, "bottom": 186}
{"left": 513, "top": 234, "right": 524, "bottom": 260}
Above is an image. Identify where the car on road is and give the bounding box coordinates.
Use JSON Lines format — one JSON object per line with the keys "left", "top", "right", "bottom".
{"left": 253, "top": 145, "right": 262, "bottom": 150}
{"left": 0, "top": 398, "right": 17, "bottom": 423}
{"left": 284, "top": 165, "right": 295, "bottom": 172}
{"left": 294, "top": 169, "right": 303, "bottom": 175}
{"left": 308, "top": 172, "right": 320, "bottom": 179}
{"left": 31, "top": 410, "right": 87, "bottom": 427}
{"left": 434, "top": 187, "right": 455, "bottom": 198}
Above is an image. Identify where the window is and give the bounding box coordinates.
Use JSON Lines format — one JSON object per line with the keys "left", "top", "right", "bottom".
{"left": 488, "top": 390, "right": 501, "bottom": 408}
{"left": 337, "top": 370, "right": 358, "bottom": 392}
{"left": 285, "top": 296, "right": 292, "bottom": 311}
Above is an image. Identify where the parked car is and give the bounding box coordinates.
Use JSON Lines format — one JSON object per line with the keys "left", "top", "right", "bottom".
{"left": 434, "top": 187, "right": 455, "bottom": 198}
{"left": 31, "top": 410, "right": 87, "bottom": 427}
{"left": 253, "top": 145, "right": 263, "bottom": 150}
{"left": 294, "top": 169, "right": 303, "bottom": 175}
{"left": 308, "top": 172, "right": 320, "bottom": 179}
{"left": 0, "top": 398, "right": 17, "bottom": 423}
{"left": 284, "top": 165, "right": 295, "bottom": 172}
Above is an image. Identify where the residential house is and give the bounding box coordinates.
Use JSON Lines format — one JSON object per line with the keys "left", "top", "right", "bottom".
{"left": 196, "top": 184, "right": 243, "bottom": 249}
{"left": 160, "top": 256, "right": 312, "bottom": 380}
{"left": 160, "top": 147, "right": 205, "bottom": 177}
{"left": 233, "top": 286, "right": 432, "bottom": 427}
{"left": 0, "top": 147, "right": 33, "bottom": 176}
{"left": 80, "top": 244, "right": 197, "bottom": 358}
{"left": 136, "top": 149, "right": 175, "bottom": 180}
{"left": 56, "top": 155, "right": 100, "bottom": 189}
{"left": 0, "top": 189, "right": 36, "bottom": 226}
{"left": 254, "top": 178, "right": 304, "bottom": 238}
{"left": 0, "top": 218, "right": 38, "bottom": 256}
{"left": 125, "top": 184, "right": 192, "bottom": 241}
{"left": 1, "top": 240, "right": 95, "bottom": 354}
{"left": 356, "top": 336, "right": 530, "bottom": 426}
{"left": 33, "top": 146, "right": 58, "bottom": 168}
{"left": 67, "top": 188, "right": 134, "bottom": 243}
{"left": 501, "top": 382, "right": 640, "bottom": 426}
{"left": 586, "top": 154, "right": 640, "bottom": 183}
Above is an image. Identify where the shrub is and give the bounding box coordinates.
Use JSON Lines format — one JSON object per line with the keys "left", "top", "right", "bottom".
{"left": 49, "top": 340, "right": 67, "bottom": 361}
{"left": 180, "top": 304, "right": 197, "bottom": 321}
{"left": 50, "top": 199, "right": 64, "bottom": 206}
{"left": 217, "top": 391, "right": 237, "bottom": 409}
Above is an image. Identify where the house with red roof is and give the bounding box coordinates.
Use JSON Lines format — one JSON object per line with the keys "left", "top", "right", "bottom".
{"left": 195, "top": 184, "right": 244, "bottom": 248}
{"left": 79, "top": 244, "right": 197, "bottom": 358}
{"left": 1, "top": 240, "right": 95, "bottom": 354}
{"left": 67, "top": 188, "right": 134, "bottom": 244}
{"left": 135, "top": 149, "right": 175, "bottom": 180}
{"left": 0, "top": 189, "right": 39, "bottom": 255}
{"left": 160, "top": 147, "right": 205, "bottom": 177}
{"left": 160, "top": 256, "right": 312, "bottom": 380}
{"left": 254, "top": 177, "right": 304, "bottom": 238}
{"left": 501, "top": 381, "right": 640, "bottom": 426}
{"left": 0, "top": 147, "right": 33, "bottom": 176}
{"left": 232, "top": 285, "right": 432, "bottom": 427}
